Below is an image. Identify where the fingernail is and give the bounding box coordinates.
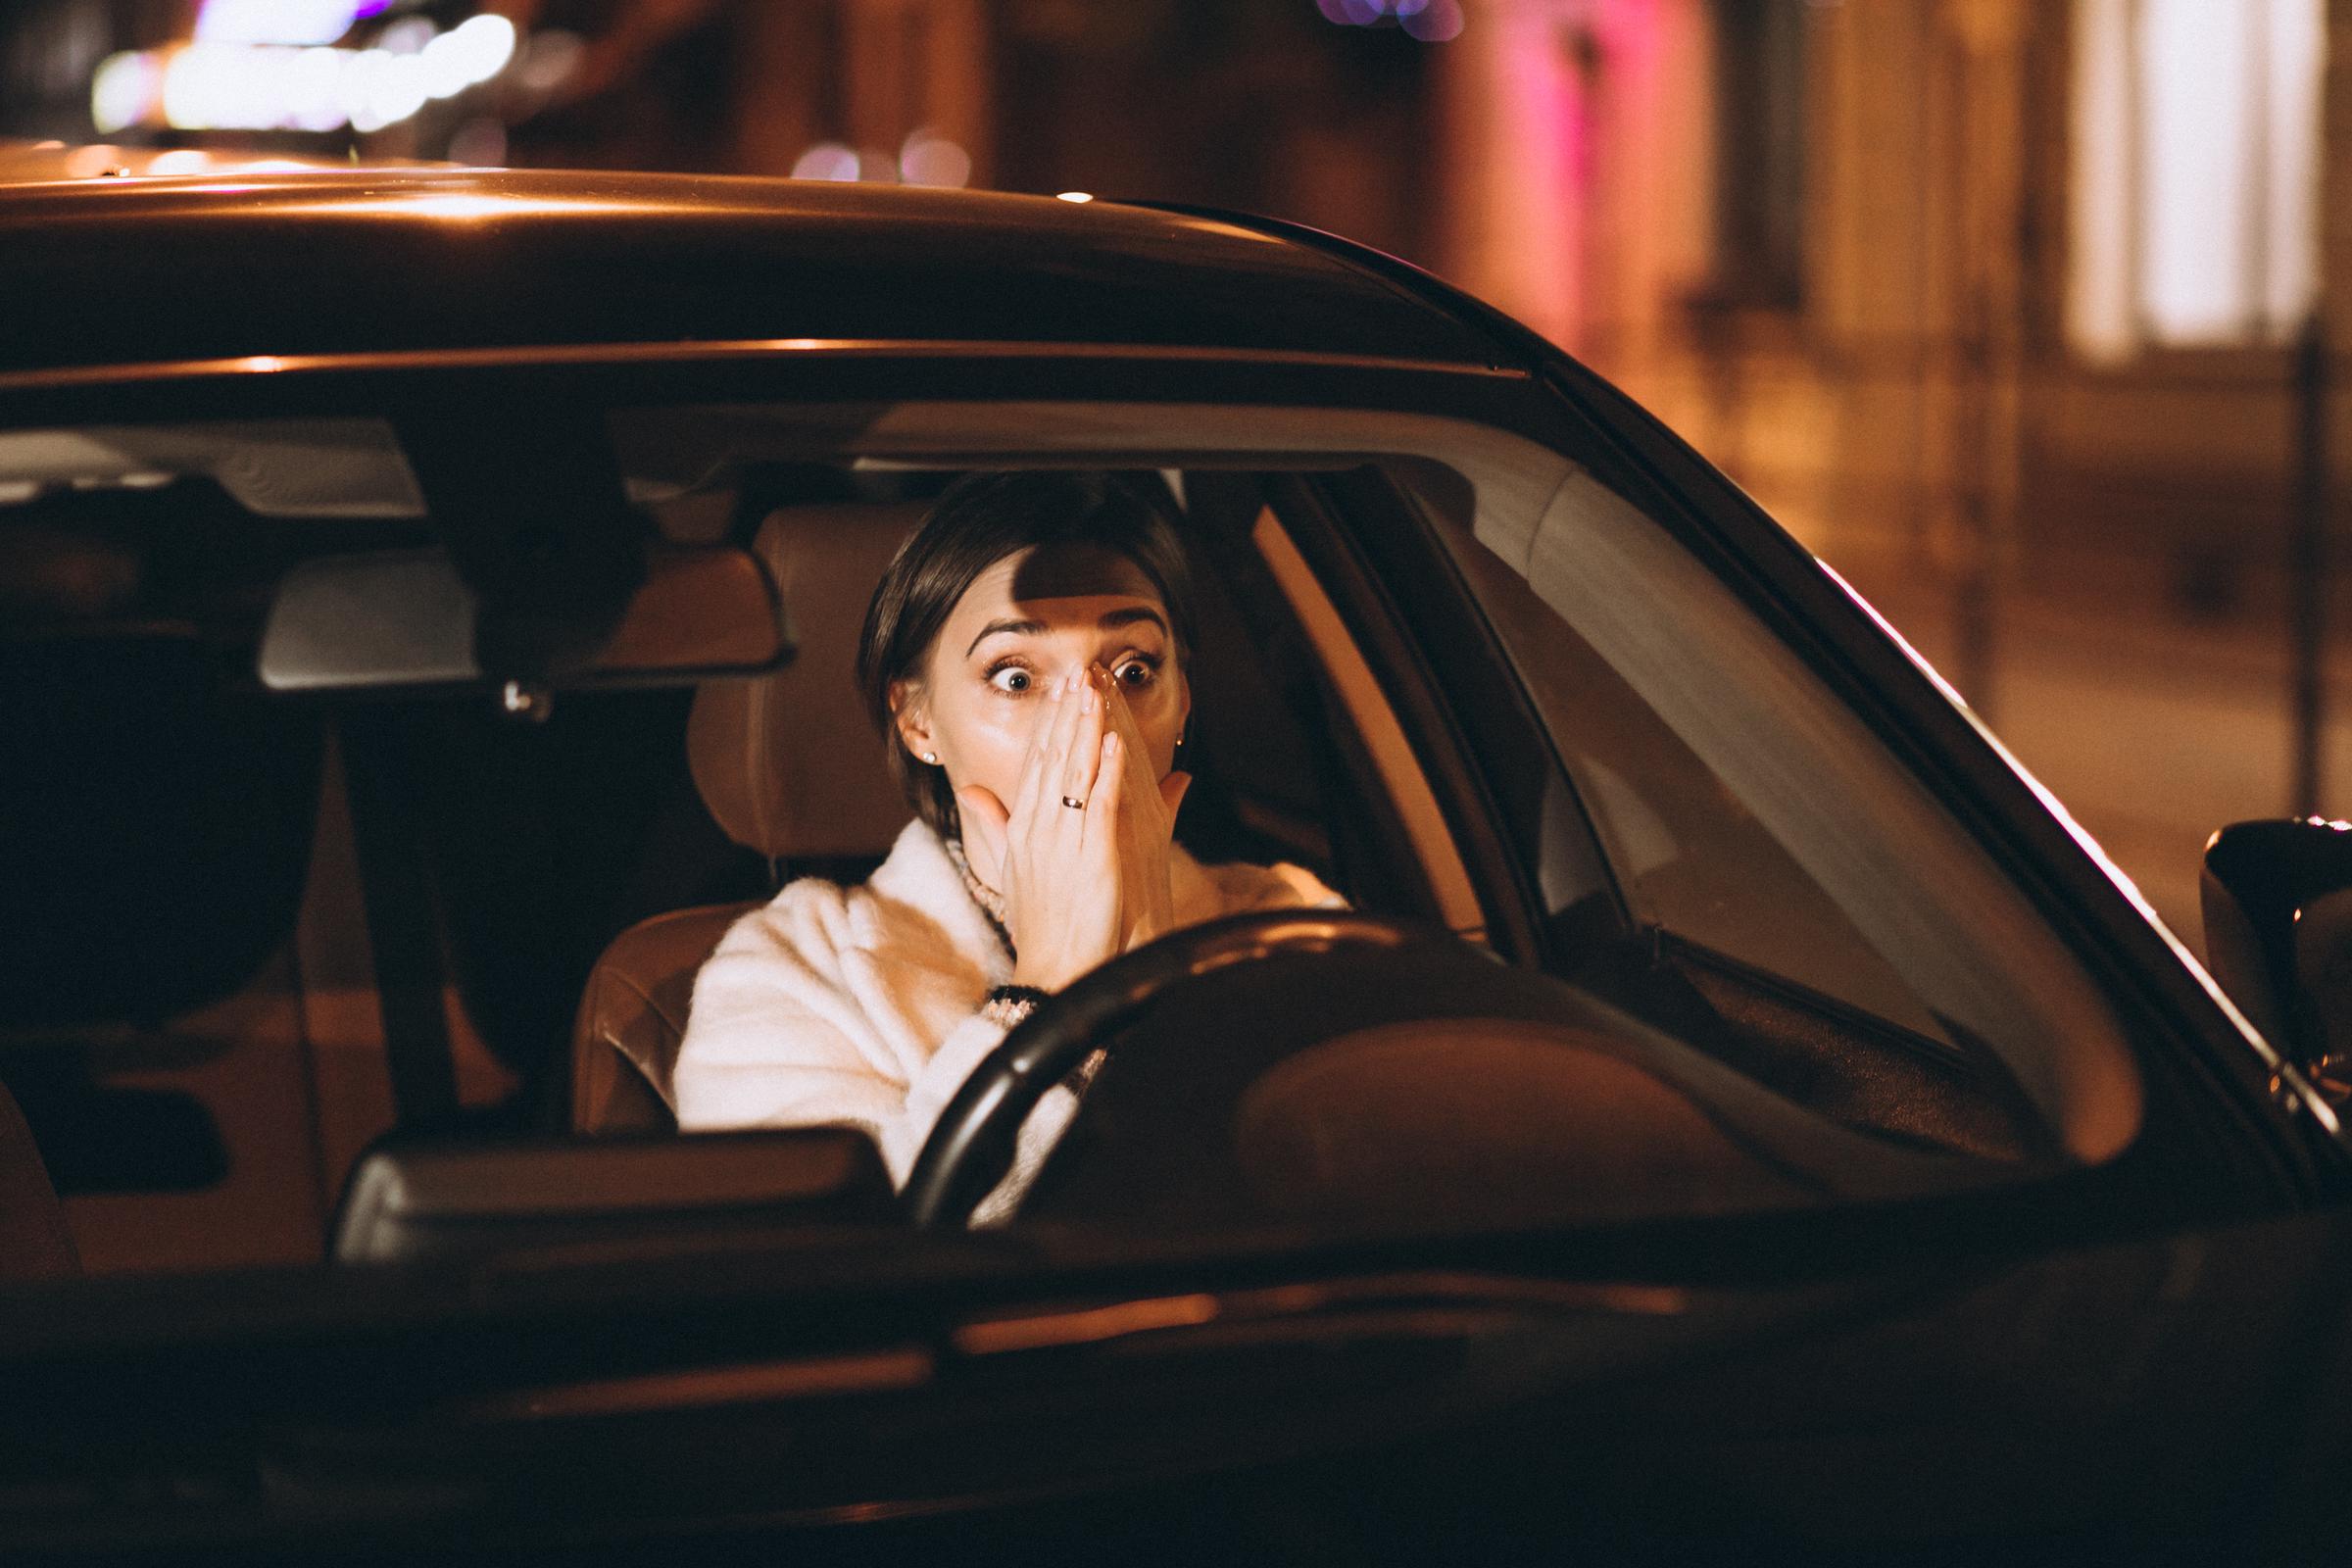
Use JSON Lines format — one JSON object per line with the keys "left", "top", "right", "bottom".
{"left": 1102, "top": 734, "right": 1118, "bottom": 758}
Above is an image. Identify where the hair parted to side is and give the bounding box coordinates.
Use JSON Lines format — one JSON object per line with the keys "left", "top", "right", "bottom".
{"left": 856, "top": 470, "right": 1197, "bottom": 841}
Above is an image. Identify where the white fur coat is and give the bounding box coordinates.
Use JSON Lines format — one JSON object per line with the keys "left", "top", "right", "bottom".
{"left": 672, "top": 819, "right": 1341, "bottom": 1223}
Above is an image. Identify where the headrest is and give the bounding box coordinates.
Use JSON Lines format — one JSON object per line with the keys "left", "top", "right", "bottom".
{"left": 0, "top": 635, "right": 320, "bottom": 1028}
{"left": 688, "top": 503, "right": 925, "bottom": 860}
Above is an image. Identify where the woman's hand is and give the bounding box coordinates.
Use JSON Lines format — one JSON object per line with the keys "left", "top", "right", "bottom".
{"left": 954, "top": 663, "right": 1125, "bottom": 993}
{"left": 1102, "top": 675, "right": 1191, "bottom": 952}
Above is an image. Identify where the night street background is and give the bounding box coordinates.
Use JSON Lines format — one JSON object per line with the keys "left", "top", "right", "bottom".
{"left": 7, "top": 0, "right": 2349, "bottom": 948}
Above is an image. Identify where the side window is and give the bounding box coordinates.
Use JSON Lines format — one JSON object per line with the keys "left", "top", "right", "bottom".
{"left": 1246, "top": 506, "right": 1486, "bottom": 945}
{"left": 1436, "top": 505, "right": 1948, "bottom": 1040}
{"left": 1397, "top": 462, "right": 2143, "bottom": 1166}
{"left": 1173, "top": 472, "right": 1481, "bottom": 936}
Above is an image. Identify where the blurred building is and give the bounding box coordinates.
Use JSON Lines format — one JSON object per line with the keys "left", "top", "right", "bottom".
{"left": 1506, "top": 0, "right": 2339, "bottom": 653}
{"left": 1450, "top": 0, "right": 2352, "bottom": 940}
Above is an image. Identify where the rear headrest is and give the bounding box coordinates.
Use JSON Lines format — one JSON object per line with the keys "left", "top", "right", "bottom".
{"left": 688, "top": 503, "right": 925, "bottom": 860}
{"left": 0, "top": 636, "right": 320, "bottom": 1028}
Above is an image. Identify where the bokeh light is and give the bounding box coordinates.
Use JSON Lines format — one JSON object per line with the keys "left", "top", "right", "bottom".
{"left": 377, "top": 16, "right": 433, "bottom": 55}
{"left": 285, "top": 48, "right": 346, "bottom": 132}
{"left": 1401, "top": 0, "right": 1464, "bottom": 41}
{"left": 88, "top": 52, "right": 160, "bottom": 135}
{"left": 429, "top": 15, "right": 517, "bottom": 94}
{"left": 899, "top": 128, "right": 972, "bottom": 188}
{"left": 89, "top": 12, "right": 516, "bottom": 136}
{"left": 1316, "top": 0, "right": 1463, "bottom": 38}
{"left": 194, "top": 0, "right": 393, "bottom": 48}
{"left": 514, "top": 29, "right": 584, "bottom": 96}
{"left": 791, "top": 142, "right": 861, "bottom": 182}
{"left": 62, "top": 144, "right": 125, "bottom": 178}
{"left": 164, "top": 44, "right": 266, "bottom": 130}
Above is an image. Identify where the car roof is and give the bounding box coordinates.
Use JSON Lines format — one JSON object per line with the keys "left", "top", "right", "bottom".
{"left": 0, "top": 163, "right": 1509, "bottom": 384}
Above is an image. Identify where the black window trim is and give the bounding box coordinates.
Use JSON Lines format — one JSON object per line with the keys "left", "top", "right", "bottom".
{"left": 1257, "top": 468, "right": 1615, "bottom": 971}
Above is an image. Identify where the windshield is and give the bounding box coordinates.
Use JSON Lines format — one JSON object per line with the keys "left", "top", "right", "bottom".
{"left": 1392, "top": 462, "right": 2142, "bottom": 1165}
{"left": 0, "top": 394, "right": 2143, "bottom": 1286}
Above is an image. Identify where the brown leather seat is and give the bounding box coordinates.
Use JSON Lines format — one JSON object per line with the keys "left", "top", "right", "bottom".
{"left": 569, "top": 903, "right": 756, "bottom": 1133}
{"left": 569, "top": 502, "right": 926, "bottom": 1133}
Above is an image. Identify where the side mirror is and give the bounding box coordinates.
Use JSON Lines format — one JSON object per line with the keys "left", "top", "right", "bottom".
{"left": 2201, "top": 819, "right": 2352, "bottom": 1101}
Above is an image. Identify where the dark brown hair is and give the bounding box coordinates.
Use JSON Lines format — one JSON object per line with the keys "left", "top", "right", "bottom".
{"left": 857, "top": 470, "right": 1197, "bottom": 839}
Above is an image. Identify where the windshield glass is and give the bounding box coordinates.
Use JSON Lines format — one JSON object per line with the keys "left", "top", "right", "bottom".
{"left": 1390, "top": 462, "right": 2142, "bottom": 1166}
{"left": 0, "top": 396, "right": 2143, "bottom": 1286}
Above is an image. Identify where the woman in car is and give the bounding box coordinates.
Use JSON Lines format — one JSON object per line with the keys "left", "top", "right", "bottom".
{"left": 670, "top": 472, "right": 1340, "bottom": 1222}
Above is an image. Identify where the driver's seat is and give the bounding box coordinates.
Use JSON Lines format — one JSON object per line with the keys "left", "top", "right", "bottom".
{"left": 568, "top": 503, "right": 923, "bottom": 1133}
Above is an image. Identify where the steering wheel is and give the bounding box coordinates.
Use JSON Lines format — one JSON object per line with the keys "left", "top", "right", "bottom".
{"left": 903, "top": 907, "right": 1991, "bottom": 1231}
{"left": 901, "top": 909, "right": 1460, "bottom": 1227}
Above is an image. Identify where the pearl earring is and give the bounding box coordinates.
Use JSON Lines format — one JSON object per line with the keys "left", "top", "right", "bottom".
{"left": 921, "top": 751, "right": 939, "bottom": 765}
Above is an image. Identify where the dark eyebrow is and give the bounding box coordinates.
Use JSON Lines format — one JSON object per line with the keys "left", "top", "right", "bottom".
{"left": 1100, "top": 606, "right": 1170, "bottom": 639}
{"left": 965, "top": 607, "right": 1169, "bottom": 659}
{"left": 965, "top": 617, "right": 1045, "bottom": 658}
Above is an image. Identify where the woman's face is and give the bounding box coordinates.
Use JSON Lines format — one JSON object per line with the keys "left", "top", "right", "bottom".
{"left": 893, "top": 545, "right": 1189, "bottom": 814}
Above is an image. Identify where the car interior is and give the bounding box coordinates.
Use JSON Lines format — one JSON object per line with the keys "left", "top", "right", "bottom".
{"left": 0, "top": 397, "right": 2147, "bottom": 1285}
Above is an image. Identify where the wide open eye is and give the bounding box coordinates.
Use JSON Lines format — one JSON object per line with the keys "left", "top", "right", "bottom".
{"left": 986, "top": 662, "right": 1036, "bottom": 695}
{"left": 1112, "top": 655, "right": 1160, "bottom": 690}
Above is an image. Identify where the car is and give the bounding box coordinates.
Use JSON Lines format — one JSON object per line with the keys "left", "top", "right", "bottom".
{"left": 3, "top": 145, "right": 2351, "bottom": 1564}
